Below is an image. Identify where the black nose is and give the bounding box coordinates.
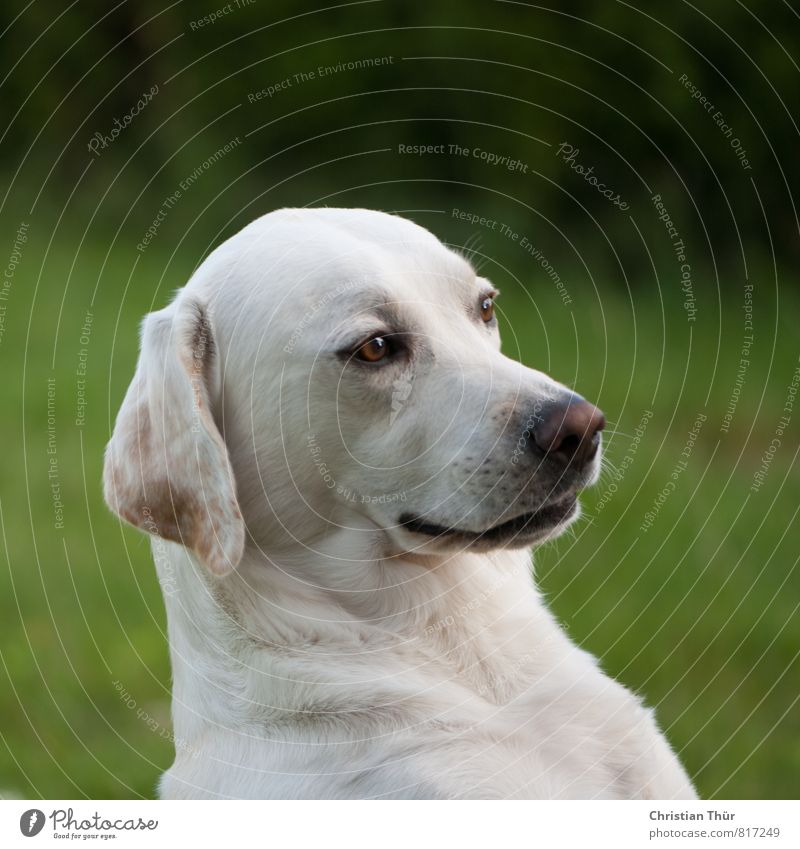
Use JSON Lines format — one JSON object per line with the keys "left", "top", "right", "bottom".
{"left": 534, "top": 395, "right": 606, "bottom": 469}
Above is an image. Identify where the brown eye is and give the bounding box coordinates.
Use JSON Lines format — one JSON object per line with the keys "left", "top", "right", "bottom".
{"left": 355, "top": 336, "right": 389, "bottom": 362}
{"left": 480, "top": 296, "right": 495, "bottom": 322}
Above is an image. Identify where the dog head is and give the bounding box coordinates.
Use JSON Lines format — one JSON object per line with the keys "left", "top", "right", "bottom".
{"left": 104, "top": 208, "right": 604, "bottom": 574}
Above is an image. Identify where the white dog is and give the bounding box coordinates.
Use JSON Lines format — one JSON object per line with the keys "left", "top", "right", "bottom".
{"left": 104, "top": 208, "right": 697, "bottom": 799}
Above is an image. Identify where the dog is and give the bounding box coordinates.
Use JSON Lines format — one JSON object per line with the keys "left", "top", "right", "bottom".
{"left": 104, "top": 208, "right": 697, "bottom": 799}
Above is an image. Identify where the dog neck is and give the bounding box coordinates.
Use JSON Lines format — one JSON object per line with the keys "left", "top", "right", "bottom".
{"left": 155, "top": 534, "right": 562, "bottom": 746}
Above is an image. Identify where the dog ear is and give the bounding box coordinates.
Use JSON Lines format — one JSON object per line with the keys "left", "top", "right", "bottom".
{"left": 103, "top": 295, "right": 244, "bottom": 576}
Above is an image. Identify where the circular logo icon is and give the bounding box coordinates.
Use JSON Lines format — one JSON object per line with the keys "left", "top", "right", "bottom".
{"left": 19, "top": 809, "right": 46, "bottom": 837}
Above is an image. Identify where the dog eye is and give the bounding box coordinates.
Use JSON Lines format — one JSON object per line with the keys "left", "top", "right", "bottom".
{"left": 480, "top": 295, "right": 495, "bottom": 323}
{"left": 354, "top": 336, "right": 390, "bottom": 362}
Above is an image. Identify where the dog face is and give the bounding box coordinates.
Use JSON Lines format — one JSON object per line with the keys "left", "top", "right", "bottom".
{"left": 104, "top": 209, "right": 604, "bottom": 573}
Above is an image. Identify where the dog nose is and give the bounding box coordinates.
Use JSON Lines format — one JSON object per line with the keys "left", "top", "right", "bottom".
{"left": 534, "top": 395, "right": 606, "bottom": 468}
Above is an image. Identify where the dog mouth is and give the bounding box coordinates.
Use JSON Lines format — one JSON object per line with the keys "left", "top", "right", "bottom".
{"left": 399, "top": 492, "right": 579, "bottom": 548}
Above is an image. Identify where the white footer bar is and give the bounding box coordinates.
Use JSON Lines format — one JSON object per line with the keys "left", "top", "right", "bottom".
{"left": 2, "top": 800, "right": 797, "bottom": 848}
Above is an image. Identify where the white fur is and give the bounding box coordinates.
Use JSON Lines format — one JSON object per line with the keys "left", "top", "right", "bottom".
{"left": 105, "top": 208, "right": 697, "bottom": 799}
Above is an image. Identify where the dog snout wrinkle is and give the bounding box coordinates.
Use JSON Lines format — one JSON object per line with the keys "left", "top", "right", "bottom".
{"left": 534, "top": 395, "right": 606, "bottom": 469}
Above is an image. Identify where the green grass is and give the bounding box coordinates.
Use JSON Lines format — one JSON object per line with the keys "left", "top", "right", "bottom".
{"left": 1, "top": 238, "right": 798, "bottom": 799}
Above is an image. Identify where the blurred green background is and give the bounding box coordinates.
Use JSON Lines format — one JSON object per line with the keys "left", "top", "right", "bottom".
{"left": 1, "top": 0, "right": 798, "bottom": 799}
